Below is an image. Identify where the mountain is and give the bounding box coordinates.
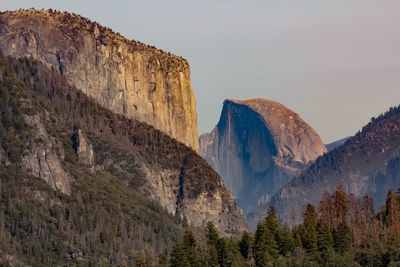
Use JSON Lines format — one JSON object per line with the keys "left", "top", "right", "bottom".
{"left": 326, "top": 137, "right": 349, "bottom": 152}
{"left": 263, "top": 105, "right": 400, "bottom": 225}
{"left": 200, "top": 98, "right": 326, "bottom": 215}
{"left": 0, "top": 9, "right": 199, "bottom": 151}
{"left": 0, "top": 29, "right": 247, "bottom": 267}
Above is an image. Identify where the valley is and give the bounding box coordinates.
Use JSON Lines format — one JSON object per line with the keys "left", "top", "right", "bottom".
{"left": 0, "top": 7, "right": 399, "bottom": 267}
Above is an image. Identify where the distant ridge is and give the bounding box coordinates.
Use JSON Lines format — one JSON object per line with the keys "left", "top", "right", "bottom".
{"left": 326, "top": 137, "right": 349, "bottom": 152}
{"left": 264, "top": 104, "right": 400, "bottom": 224}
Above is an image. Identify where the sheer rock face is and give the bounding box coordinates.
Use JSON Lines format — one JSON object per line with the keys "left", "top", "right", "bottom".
{"left": 0, "top": 9, "right": 199, "bottom": 151}
{"left": 200, "top": 99, "right": 326, "bottom": 215}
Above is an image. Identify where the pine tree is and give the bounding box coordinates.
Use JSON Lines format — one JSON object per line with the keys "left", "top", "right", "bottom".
{"left": 333, "top": 222, "right": 352, "bottom": 255}
{"left": 317, "top": 221, "right": 334, "bottom": 263}
{"left": 332, "top": 185, "right": 349, "bottom": 229}
{"left": 170, "top": 244, "right": 190, "bottom": 267}
{"left": 292, "top": 230, "right": 302, "bottom": 249}
{"left": 215, "top": 238, "right": 244, "bottom": 267}
{"left": 170, "top": 230, "right": 202, "bottom": 267}
{"left": 264, "top": 207, "right": 279, "bottom": 235}
{"left": 301, "top": 204, "right": 318, "bottom": 255}
{"left": 254, "top": 223, "right": 278, "bottom": 267}
{"left": 385, "top": 190, "right": 400, "bottom": 237}
{"left": 355, "top": 235, "right": 385, "bottom": 267}
{"left": 319, "top": 192, "right": 333, "bottom": 229}
{"left": 206, "top": 221, "right": 220, "bottom": 246}
{"left": 206, "top": 221, "right": 220, "bottom": 266}
{"left": 239, "top": 231, "right": 254, "bottom": 260}
{"left": 276, "top": 225, "right": 294, "bottom": 256}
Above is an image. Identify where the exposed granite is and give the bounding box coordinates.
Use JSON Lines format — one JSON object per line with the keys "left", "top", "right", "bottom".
{"left": 200, "top": 98, "right": 326, "bottom": 219}
{"left": 0, "top": 9, "right": 199, "bottom": 151}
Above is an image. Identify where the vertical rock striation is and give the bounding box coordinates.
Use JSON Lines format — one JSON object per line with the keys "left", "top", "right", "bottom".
{"left": 0, "top": 9, "right": 199, "bottom": 150}
{"left": 200, "top": 98, "right": 326, "bottom": 217}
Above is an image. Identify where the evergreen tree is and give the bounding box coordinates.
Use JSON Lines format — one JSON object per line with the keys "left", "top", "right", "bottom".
{"left": 292, "top": 229, "right": 303, "bottom": 249}
{"left": 206, "top": 221, "right": 220, "bottom": 266}
{"left": 216, "top": 238, "right": 244, "bottom": 267}
{"left": 206, "top": 221, "right": 220, "bottom": 246}
{"left": 170, "top": 244, "right": 190, "bottom": 267}
{"left": 334, "top": 222, "right": 352, "bottom": 255}
{"left": 239, "top": 231, "right": 254, "bottom": 260}
{"left": 301, "top": 204, "right": 318, "bottom": 255}
{"left": 170, "top": 230, "right": 202, "bottom": 267}
{"left": 216, "top": 238, "right": 230, "bottom": 267}
{"left": 276, "top": 225, "right": 294, "bottom": 256}
{"left": 332, "top": 185, "right": 349, "bottom": 229}
{"left": 317, "top": 221, "right": 334, "bottom": 264}
{"left": 264, "top": 207, "right": 279, "bottom": 235}
{"left": 319, "top": 192, "right": 333, "bottom": 229}
{"left": 355, "top": 235, "right": 385, "bottom": 267}
{"left": 385, "top": 190, "right": 400, "bottom": 237}
{"left": 254, "top": 223, "right": 278, "bottom": 267}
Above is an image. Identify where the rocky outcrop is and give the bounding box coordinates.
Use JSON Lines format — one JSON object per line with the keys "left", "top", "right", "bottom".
{"left": 21, "top": 114, "right": 71, "bottom": 195}
{"left": 200, "top": 98, "right": 326, "bottom": 216}
{"left": 72, "top": 128, "right": 95, "bottom": 167}
{"left": 0, "top": 9, "right": 199, "bottom": 151}
{"left": 267, "top": 106, "right": 400, "bottom": 225}
{"left": 90, "top": 134, "right": 247, "bottom": 234}
{"left": 3, "top": 54, "right": 247, "bottom": 234}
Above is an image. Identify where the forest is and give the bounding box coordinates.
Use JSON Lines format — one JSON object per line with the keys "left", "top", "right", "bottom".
{"left": 0, "top": 48, "right": 400, "bottom": 267}
{"left": 170, "top": 186, "right": 400, "bottom": 267}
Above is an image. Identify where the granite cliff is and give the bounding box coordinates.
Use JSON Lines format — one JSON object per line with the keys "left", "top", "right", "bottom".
{"left": 0, "top": 53, "right": 246, "bottom": 235}
{"left": 200, "top": 98, "right": 326, "bottom": 215}
{"left": 0, "top": 9, "right": 199, "bottom": 150}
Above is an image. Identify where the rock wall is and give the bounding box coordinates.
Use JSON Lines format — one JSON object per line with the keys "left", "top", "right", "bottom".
{"left": 200, "top": 99, "right": 326, "bottom": 216}
{"left": 21, "top": 114, "right": 71, "bottom": 195}
{"left": 0, "top": 9, "right": 199, "bottom": 151}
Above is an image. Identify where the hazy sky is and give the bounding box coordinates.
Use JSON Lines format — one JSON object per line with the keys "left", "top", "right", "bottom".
{"left": 2, "top": 1, "right": 400, "bottom": 143}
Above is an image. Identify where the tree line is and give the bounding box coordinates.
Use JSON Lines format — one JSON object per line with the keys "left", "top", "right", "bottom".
{"left": 169, "top": 186, "right": 400, "bottom": 267}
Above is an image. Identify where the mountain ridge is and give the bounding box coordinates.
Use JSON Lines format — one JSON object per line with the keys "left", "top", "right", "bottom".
{"left": 0, "top": 8, "right": 199, "bottom": 151}
{"left": 0, "top": 54, "right": 247, "bottom": 234}
{"left": 262, "top": 104, "right": 400, "bottom": 224}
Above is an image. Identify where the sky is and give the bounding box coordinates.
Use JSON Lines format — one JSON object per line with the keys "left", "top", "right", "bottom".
{"left": 1, "top": 1, "right": 400, "bottom": 143}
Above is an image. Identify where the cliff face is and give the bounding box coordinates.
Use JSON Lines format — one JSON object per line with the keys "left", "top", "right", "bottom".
{"left": 0, "top": 9, "right": 199, "bottom": 151}
{"left": 266, "top": 106, "right": 400, "bottom": 225}
{"left": 0, "top": 55, "right": 246, "bottom": 234}
{"left": 200, "top": 99, "right": 326, "bottom": 215}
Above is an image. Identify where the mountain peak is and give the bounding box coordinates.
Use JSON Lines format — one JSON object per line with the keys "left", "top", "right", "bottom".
{"left": 1, "top": 8, "right": 188, "bottom": 65}
{"left": 222, "top": 98, "right": 326, "bottom": 163}
{"left": 0, "top": 9, "right": 199, "bottom": 150}
{"left": 200, "top": 98, "right": 326, "bottom": 215}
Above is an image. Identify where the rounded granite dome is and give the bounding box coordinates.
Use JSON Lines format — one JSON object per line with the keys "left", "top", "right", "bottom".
{"left": 225, "top": 98, "right": 327, "bottom": 163}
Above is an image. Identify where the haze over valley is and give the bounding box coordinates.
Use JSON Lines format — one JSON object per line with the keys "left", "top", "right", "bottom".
{"left": 0, "top": 2, "right": 399, "bottom": 266}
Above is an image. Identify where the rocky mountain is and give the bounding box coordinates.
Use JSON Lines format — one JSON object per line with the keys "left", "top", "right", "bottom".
{"left": 264, "top": 106, "right": 400, "bottom": 225}
{"left": 200, "top": 98, "right": 326, "bottom": 215}
{"left": 0, "top": 9, "right": 199, "bottom": 151}
{"left": 0, "top": 27, "right": 247, "bottom": 267}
